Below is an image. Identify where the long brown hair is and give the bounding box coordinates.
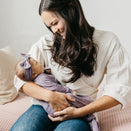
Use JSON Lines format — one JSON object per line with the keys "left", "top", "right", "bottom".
{"left": 39, "top": 0, "right": 98, "bottom": 83}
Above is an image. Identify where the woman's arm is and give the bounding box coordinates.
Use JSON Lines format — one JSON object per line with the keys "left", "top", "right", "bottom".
{"left": 21, "top": 82, "right": 75, "bottom": 111}
{"left": 77, "top": 95, "right": 120, "bottom": 117}
{"left": 48, "top": 95, "right": 120, "bottom": 121}
{"left": 21, "top": 82, "right": 52, "bottom": 102}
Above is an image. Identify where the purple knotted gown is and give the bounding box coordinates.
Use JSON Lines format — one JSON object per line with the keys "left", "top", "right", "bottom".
{"left": 34, "top": 73, "right": 100, "bottom": 131}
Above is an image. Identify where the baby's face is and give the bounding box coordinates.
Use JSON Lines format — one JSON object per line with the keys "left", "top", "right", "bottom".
{"left": 29, "top": 58, "right": 44, "bottom": 78}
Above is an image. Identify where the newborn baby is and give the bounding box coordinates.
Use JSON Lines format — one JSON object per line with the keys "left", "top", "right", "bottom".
{"left": 15, "top": 54, "right": 99, "bottom": 131}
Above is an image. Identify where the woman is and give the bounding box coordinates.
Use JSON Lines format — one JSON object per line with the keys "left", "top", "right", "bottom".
{"left": 11, "top": 0, "right": 131, "bottom": 131}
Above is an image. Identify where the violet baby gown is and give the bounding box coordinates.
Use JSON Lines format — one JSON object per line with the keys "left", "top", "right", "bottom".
{"left": 34, "top": 73, "right": 100, "bottom": 131}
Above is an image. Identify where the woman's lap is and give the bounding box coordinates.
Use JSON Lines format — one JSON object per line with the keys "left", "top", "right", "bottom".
{"left": 10, "top": 105, "right": 53, "bottom": 131}
{"left": 10, "top": 105, "right": 91, "bottom": 131}
{"left": 54, "top": 119, "right": 91, "bottom": 131}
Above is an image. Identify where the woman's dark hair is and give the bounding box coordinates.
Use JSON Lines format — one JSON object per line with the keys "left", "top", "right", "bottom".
{"left": 39, "top": 0, "right": 98, "bottom": 83}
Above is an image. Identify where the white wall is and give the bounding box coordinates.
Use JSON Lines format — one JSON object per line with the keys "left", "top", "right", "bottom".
{"left": 0, "top": 0, "right": 131, "bottom": 60}
{"left": 81, "top": 0, "right": 131, "bottom": 61}
{"left": 0, "top": 0, "right": 51, "bottom": 55}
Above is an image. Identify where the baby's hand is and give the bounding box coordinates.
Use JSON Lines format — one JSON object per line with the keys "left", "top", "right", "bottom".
{"left": 45, "top": 69, "right": 51, "bottom": 74}
{"left": 44, "top": 67, "right": 51, "bottom": 74}
{"left": 72, "top": 90, "right": 77, "bottom": 96}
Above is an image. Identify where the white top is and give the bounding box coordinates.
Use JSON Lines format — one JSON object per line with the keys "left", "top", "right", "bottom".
{"left": 14, "top": 29, "right": 131, "bottom": 108}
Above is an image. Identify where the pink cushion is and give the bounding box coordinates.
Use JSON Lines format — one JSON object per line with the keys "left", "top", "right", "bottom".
{"left": 0, "top": 94, "right": 31, "bottom": 131}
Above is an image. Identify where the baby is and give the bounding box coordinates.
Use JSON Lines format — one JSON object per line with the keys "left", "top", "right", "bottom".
{"left": 15, "top": 54, "right": 99, "bottom": 131}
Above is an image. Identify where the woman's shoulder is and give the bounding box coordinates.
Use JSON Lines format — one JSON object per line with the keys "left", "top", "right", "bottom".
{"left": 93, "top": 29, "right": 121, "bottom": 50}
{"left": 93, "top": 29, "right": 118, "bottom": 43}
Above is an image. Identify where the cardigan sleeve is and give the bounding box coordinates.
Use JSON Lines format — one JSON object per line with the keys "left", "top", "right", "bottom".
{"left": 102, "top": 36, "right": 131, "bottom": 108}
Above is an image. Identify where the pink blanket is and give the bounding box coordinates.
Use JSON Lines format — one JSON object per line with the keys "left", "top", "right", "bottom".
{"left": 97, "top": 86, "right": 131, "bottom": 131}
{"left": 98, "top": 100, "right": 131, "bottom": 131}
{"left": 0, "top": 95, "right": 31, "bottom": 131}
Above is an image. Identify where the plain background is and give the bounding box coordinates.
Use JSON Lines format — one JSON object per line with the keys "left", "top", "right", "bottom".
{"left": 0, "top": 0, "right": 131, "bottom": 61}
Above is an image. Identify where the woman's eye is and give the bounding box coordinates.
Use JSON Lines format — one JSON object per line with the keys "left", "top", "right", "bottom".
{"left": 53, "top": 21, "right": 58, "bottom": 25}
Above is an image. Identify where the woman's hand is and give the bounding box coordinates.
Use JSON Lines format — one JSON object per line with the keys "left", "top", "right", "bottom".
{"left": 49, "top": 92, "right": 75, "bottom": 112}
{"left": 48, "top": 107, "right": 81, "bottom": 121}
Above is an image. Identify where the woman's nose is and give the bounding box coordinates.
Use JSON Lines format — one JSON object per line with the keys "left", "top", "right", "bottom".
{"left": 52, "top": 26, "right": 58, "bottom": 33}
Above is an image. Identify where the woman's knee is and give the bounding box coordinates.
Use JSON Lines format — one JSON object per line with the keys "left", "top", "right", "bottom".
{"left": 10, "top": 105, "right": 52, "bottom": 131}
{"left": 54, "top": 119, "right": 91, "bottom": 131}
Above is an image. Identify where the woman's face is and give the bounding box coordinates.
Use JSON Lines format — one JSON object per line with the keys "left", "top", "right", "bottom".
{"left": 41, "top": 11, "right": 66, "bottom": 39}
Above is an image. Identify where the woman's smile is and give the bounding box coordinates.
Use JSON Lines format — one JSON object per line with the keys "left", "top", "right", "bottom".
{"left": 41, "top": 11, "right": 66, "bottom": 38}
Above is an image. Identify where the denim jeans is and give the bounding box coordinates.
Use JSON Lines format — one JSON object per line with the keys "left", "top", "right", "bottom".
{"left": 10, "top": 105, "right": 91, "bottom": 131}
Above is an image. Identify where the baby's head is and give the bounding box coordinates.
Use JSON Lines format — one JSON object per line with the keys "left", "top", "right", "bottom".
{"left": 15, "top": 54, "right": 44, "bottom": 81}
